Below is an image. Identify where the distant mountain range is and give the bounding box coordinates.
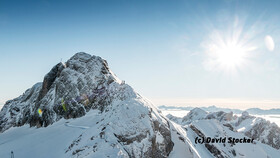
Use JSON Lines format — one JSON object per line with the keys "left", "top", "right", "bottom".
{"left": 166, "top": 107, "right": 280, "bottom": 157}
{"left": 158, "top": 105, "right": 280, "bottom": 115}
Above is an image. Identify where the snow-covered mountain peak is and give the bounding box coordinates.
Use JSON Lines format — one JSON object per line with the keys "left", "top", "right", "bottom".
{"left": 0, "top": 53, "right": 104, "bottom": 131}
{"left": 181, "top": 108, "right": 208, "bottom": 125}
{"left": 0, "top": 53, "right": 201, "bottom": 157}
{"left": 241, "top": 111, "right": 249, "bottom": 118}
{"left": 0, "top": 53, "right": 131, "bottom": 131}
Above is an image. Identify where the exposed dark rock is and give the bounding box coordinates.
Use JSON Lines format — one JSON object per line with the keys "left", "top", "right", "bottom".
{"left": 223, "top": 123, "right": 235, "bottom": 132}
{"left": 37, "top": 63, "right": 65, "bottom": 102}
{"left": 205, "top": 144, "right": 225, "bottom": 158}
{"left": 114, "top": 133, "right": 147, "bottom": 145}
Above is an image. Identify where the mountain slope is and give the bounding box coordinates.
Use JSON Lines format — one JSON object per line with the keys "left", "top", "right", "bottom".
{"left": 0, "top": 52, "right": 199, "bottom": 158}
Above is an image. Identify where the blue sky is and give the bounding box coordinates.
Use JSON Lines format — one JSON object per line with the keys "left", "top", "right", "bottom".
{"left": 1, "top": 0, "right": 280, "bottom": 109}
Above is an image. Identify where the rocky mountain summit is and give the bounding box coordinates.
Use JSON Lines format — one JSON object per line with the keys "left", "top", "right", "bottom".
{"left": 1, "top": 52, "right": 119, "bottom": 131}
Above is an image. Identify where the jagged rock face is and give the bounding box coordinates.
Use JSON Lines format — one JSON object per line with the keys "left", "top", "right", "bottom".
{"left": 0, "top": 83, "right": 42, "bottom": 132}
{"left": 0, "top": 52, "right": 175, "bottom": 157}
{"left": 243, "top": 118, "right": 280, "bottom": 149}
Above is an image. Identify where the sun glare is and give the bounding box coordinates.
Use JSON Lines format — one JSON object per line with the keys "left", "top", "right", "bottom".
{"left": 203, "top": 18, "right": 257, "bottom": 74}
{"left": 215, "top": 42, "right": 247, "bottom": 70}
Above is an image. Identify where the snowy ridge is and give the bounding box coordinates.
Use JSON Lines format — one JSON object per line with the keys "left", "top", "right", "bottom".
{"left": 166, "top": 108, "right": 280, "bottom": 157}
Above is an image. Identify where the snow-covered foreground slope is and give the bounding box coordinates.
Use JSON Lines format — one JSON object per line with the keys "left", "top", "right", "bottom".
{"left": 0, "top": 104, "right": 199, "bottom": 158}
{"left": 0, "top": 111, "right": 98, "bottom": 158}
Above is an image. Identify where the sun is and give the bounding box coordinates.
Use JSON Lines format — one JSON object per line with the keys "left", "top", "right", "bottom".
{"left": 203, "top": 21, "right": 256, "bottom": 74}
{"left": 214, "top": 41, "right": 248, "bottom": 71}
